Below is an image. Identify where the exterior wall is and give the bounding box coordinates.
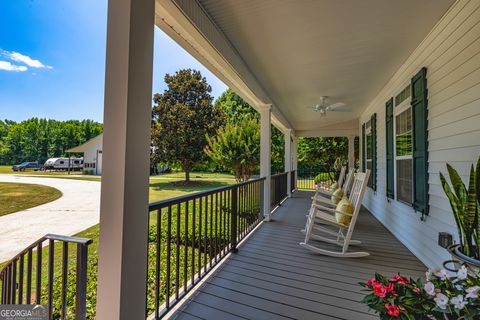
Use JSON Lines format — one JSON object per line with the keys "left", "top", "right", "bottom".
{"left": 83, "top": 138, "right": 103, "bottom": 175}
{"left": 359, "top": 0, "right": 480, "bottom": 268}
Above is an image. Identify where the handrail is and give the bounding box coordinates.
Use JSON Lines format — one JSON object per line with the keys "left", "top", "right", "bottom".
{"left": 147, "top": 177, "right": 265, "bottom": 319}
{"left": 0, "top": 233, "right": 92, "bottom": 320}
{"left": 0, "top": 234, "right": 92, "bottom": 275}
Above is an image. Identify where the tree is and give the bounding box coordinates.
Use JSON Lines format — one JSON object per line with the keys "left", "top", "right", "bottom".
{"left": 214, "top": 89, "right": 285, "bottom": 173}
{"left": 0, "top": 118, "right": 102, "bottom": 165}
{"left": 297, "top": 137, "right": 348, "bottom": 180}
{"left": 205, "top": 117, "right": 260, "bottom": 182}
{"left": 151, "top": 69, "right": 225, "bottom": 182}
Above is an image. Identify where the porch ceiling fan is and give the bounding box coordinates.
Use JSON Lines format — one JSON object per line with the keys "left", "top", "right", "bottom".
{"left": 307, "top": 96, "right": 349, "bottom": 117}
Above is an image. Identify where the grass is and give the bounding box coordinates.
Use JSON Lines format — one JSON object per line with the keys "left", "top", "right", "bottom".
{"left": 0, "top": 182, "right": 62, "bottom": 216}
{"left": 0, "top": 176, "right": 242, "bottom": 318}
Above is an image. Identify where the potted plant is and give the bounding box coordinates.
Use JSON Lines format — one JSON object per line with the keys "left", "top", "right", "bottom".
{"left": 439, "top": 157, "right": 480, "bottom": 272}
{"left": 360, "top": 267, "right": 480, "bottom": 319}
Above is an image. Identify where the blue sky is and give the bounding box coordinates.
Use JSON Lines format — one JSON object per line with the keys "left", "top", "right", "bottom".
{"left": 0, "top": 0, "right": 227, "bottom": 123}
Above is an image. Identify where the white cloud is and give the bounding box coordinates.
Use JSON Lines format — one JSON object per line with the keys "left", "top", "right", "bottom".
{"left": 0, "top": 61, "right": 28, "bottom": 72}
{"left": 0, "top": 49, "right": 52, "bottom": 69}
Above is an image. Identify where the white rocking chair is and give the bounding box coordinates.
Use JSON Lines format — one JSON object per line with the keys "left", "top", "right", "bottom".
{"left": 300, "top": 170, "right": 371, "bottom": 258}
{"left": 312, "top": 168, "right": 354, "bottom": 206}
{"left": 313, "top": 166, "right": 348, "bottom": 199}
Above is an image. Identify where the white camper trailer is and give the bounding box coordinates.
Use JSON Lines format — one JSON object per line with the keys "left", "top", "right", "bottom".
{"left": 44, "top": 157, "right": 83, "bottom": 171}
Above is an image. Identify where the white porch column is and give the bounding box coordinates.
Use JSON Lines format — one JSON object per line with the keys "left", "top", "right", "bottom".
{"left": 96, "top": 0, "right": 154, "bottom": 319}
{"left": 348, "top": 136, "right": 355, "bottom": 169}
{"left": 284, "top": 129, "right": 292, "bottom": 197}
{"left": 259, "top": 105, "right": 271, "bottom": 220}
{"left": 292, "top": 136, "right": 298, "bottom": 171}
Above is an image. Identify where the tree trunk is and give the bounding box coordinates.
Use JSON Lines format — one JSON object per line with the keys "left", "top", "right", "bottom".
{"left": 185, "top": 168, "right": 190, "bottom": 182}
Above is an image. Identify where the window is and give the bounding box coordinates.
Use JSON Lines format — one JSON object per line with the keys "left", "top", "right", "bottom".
{"left": 395, "top": 107, "right": 413, "bottom": 204}
{"left": 385, "top": 68, "right": 428, "bottom": 215}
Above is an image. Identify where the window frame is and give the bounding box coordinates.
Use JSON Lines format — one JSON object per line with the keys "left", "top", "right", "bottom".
{"left": 393, "top": 86, "right": 413, "bottom": 206}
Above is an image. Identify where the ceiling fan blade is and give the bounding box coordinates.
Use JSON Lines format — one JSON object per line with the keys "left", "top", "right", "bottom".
{"left": 329, "top": 108, "right": 351, "bottom": 112}
{"left": 326, "top": 102, "right": 346, "bottom": 110}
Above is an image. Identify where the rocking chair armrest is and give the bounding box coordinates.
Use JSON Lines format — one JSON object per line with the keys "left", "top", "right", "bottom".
{"left": 312, "top": 195, "right": 335, "bottom": 206}
{"left": 315, "top": 188, "right": 333, "bottom": 196}
{"left": 313, "top": 203, "right": 335, "bottom": 213}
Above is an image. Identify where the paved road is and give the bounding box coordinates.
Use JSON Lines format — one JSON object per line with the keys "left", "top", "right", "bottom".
{"left": 0, "top": 175, "right": 100, "bottom": 262}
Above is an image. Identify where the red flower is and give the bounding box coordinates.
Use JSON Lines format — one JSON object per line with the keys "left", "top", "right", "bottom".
{"left": 385, "top": 303, "right": 400, "bottom": 317}
{"left": 366, "top": 277, "right": 377, "bottom": 288}
{"left": 385, "top": 283, "right": 397, "bottom": 295}
{"left": 389, "top": 274, "right": 409, "bottom": 285}
{"left": 373, "top": 283, "right": 387, "bottom": 298}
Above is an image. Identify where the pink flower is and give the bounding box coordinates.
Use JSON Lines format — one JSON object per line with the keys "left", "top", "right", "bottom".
{"left": 389, "top": 274, "right": 409, "bottom": 285}
{"left": 373, "top": 283, "right": 388, "bottom": 298}
{"left": 385, "top": 303, "right": 400, "bottom": 317}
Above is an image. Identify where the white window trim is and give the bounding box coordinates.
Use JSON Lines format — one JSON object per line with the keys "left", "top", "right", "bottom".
{"left": 393, "top": 93, "right": 413, "bottom": 206}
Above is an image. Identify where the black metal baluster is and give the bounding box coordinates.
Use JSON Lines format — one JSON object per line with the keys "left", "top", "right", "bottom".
{"left": 214, "top": 192, "right": 218, "bottom": 263}
{"left": 48, "top": 239, "right": 54, "bottom": 318}
{"left": 184, "top": 201, "right": 188, "bottom": 292}
{"left": 221, "top": 190, "right": 226, "bottom": 256}
{"left": 61, "top": 242, "right": 68, "bottom": 320}
{"left": 175, "top": 203, "right": 180, "bottom": 300}
{"left": 75, "top": 243, "right": 88, "bottom": 320}
{"left": 166, "top": 206, "right": 172, "bottom": 309}
{"left": 209, "top": 193, "right": 213, "bottom": 269}
{"left": 230, "top": 186, "right": 238, "bottom": 253}
{"left": 198, "top": 197, "right": 202, "bottom": 276}
{"left": 36, "top": 243, "right": 42, "bottom": 305}
{"left": 11, "top": 260, "right": 16, "bottom": 304}
{"left": 191, "top": 198, "right": 196, "bottom": 285}
{"left": 26, "top": 249, "right": 32, "bottom": 304}
{"left": 154, "top": 208, "right": 161, "bottom": 319}
{"left": 18, "top": 255, "right": 24, "bottom": 304}
{"left": 203, "top": 196, "right": 207, "bottom": 274}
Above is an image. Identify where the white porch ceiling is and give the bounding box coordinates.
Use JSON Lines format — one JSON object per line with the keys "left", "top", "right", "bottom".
{"left": 157, "top": 0, "right": 454, "bottom": 135}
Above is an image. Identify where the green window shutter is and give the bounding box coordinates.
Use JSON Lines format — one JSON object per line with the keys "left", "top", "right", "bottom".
{"left": 361, "top": 123, "right": 366, "bottom": 171}
{"left": 411, "top": 67, "right": 429, "bottom": 216}
{"left": 385, "top": 98, "right": 394, "bottom": 199}
{"left": 371, "top": 113, "right": 377, "bottom": 191}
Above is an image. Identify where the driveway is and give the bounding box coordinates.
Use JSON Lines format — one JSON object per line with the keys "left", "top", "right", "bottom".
{"left": 0, "top": 175, "right": 100, "bottom": 262}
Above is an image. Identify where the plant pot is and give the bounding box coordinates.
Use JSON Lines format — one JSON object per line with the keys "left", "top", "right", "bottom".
{"left": 447, "top": 244, "right": 480, "bottom": 274}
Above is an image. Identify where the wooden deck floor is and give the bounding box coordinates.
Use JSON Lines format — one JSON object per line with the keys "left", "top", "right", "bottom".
{"left": 171, "top": 191, "right": 426, "bottom": 320}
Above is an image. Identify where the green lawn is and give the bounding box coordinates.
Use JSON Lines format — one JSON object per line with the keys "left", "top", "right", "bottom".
{"left": 0, "top": 182, "right": 62, "bottom": 216}
{"left": 0, "top": 177, "right": 240, "bottom": 318}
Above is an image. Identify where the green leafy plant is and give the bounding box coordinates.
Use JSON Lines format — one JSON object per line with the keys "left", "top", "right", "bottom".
{"left": 439, "top": 157, "right": 480, "bottom": 259}
{"left": 205, "top": 116, "right": 260, "bottom": 183}
{"left": 360, "top": 267, "right": 480, "bottom": 319}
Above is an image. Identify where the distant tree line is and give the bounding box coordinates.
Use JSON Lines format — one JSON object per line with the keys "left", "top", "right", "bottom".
{"left": 0, "top": 118, "right": 103, "bottom": 165}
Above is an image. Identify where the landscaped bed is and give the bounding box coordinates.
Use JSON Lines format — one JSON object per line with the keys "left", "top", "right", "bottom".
{"left": 0, "top": 182, "right": 62, "bottom": 216}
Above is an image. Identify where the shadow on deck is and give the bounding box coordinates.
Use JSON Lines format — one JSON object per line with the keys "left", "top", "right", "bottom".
{"left": 171, "top": 191, "right": 426, "bottom": 320}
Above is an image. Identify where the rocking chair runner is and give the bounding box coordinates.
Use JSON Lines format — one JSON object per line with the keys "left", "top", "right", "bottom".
{"left": 300, "top": 170, "right": 371, "bottom": 258}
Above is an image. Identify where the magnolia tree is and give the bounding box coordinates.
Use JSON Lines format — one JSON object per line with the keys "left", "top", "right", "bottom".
{"left": 151, "top": 69, "right": 225, "bottom": 182}
{"left": 205, "top": 117, "right": 260, "bottom": 182}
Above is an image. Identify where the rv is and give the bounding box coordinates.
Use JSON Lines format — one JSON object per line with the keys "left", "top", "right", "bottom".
{"left": 43, "top": 157, "right": 83, "bottom": 171}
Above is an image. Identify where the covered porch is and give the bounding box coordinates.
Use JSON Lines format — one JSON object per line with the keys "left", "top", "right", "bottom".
{"left": 96, "top": 0, "right": 462, "bottom": 318}
{"left": 170, "top": 191, "right": 425, "bottom": 320}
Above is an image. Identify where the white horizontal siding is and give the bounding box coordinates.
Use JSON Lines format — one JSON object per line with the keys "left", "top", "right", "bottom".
{"left": 359, "top": 0, "right": 480, "bottom": 268}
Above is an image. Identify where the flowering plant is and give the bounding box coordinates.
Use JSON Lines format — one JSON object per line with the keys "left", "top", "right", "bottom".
{"left": 360, "top": 267, "right": 480, "bottom": 319}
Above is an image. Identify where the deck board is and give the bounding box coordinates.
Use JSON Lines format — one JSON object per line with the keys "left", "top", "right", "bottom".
{"left": 171, "top": 191, "right": 425, "bottom": 320}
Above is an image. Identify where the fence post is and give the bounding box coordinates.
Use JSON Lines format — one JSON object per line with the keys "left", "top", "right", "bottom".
{"left": 230, "top": 186, "right": 238, "bottom": 253}
{"left": 76, "top": 243, "right": 88, "bottom": 320}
